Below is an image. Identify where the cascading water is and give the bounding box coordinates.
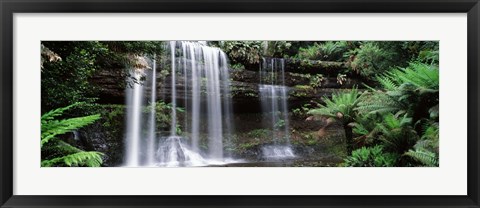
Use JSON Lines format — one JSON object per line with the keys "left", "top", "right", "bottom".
{"left": 123, "top": 41, "right": 234, "bottom": 167}
{"left": 124, "top": 66, "right": 146, "bottom": 167}
{"left": 145, "top": 59, "right": 157, "bottom": 166}
{"left": 259, "top": 58, "right": 295, "bottom": 160}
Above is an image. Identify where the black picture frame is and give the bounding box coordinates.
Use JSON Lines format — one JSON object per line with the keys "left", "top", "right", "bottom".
{"left": 1, "top": 0, "right": 479, "bottom": 207}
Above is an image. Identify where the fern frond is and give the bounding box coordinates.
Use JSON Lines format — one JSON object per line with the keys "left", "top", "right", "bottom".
{"left": 308, "top": 88, "right": 361, "bottom": 123}
{"left": 41, "top": 102, "right": 84, "bottom": 122}
{"left": 376, "top": 74, "right": 399, "bottom": 91}
{"left": 41, "top": 114, "right": 100, "bottom": 147}
{"left": 41, "top": 151, "right": 104, "bottom": 167}
{"left": 405, "top": 149, "right": 438, "bottom": 167}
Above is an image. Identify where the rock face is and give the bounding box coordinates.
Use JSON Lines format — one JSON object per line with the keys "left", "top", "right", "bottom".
{"left": 91, "top": 58, "right": 360, "bottom": 110}
{"left": 69, "top": 105, "right": 127, "bottom": 167}
{"left": 90, "top": 68, "right": 127, "bottom": 104}
{"left": 84, "top": 56, "right": 356, "bottom": 166}
{"left": 77, "top": 122, "right": 124, "bottom": 166}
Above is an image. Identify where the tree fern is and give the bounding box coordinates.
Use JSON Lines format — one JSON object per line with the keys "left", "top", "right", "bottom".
{"left": 308, "top": 87, "right": 361, "bottom": 125}
{"left": 356, "top": 91, "right": 407, "bottom": 115}
{"left": 41, "top": 103, "right": 103, "bottom": 167}
{"left": 394, "top": 62, "right": 439, "bottom": 91}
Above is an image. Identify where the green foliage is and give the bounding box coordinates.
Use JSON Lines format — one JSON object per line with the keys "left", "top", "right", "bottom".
{"left": 230, "top": 63, "right": 246, "bottom": 71}
{"left": 344, "top": 145, "right": 398, "bottom": 167}
{"left": 375, "top": 62, "right": 439, "bottom": 92}
{"left": 41, "top": 103, "right": 104, "bottom": 167}
{"left": 309, "top": 74, "right": 325, "bottom": 88}
{"left": 247, "top": 129, "right": 271, "bottom": 139}
{"left": 295, "top": 41, "right": 349, "bottom": 61}
{"left": 144, "top": 101, "right": 185, "bottom": 132}
{"left": 375, "top": 113, "right": 419, "bottom": 154}
{"left": 41, "top": 41, "right": 109, "bottom": 111}
{"left": 274, "top": 119, "right": 286, "bottom": 129}
{"left": 347, "top": 59, "right": 439, "bottom": 166}
{"left": 357, "top": 62, "right": 439, "bottom": 117}
{"left": 404, "top": 122, "right": 439, "bottom": 166}
{"left": 42, "top": 151, "right": 104, "bottom": 167}
{"left": 417, "top": 50, "right": 439, "bottom": 65}
{"left": 404, "top": 149, "right": 438, "bottom": 167}
{"left": 296, "top": 44, "right": 322, "bottom": 60}
{"left": 41, "top": 103, "right": 100, "bottom": 147}
{"left": 318, "top": 41, "right": 349, "bottom": 61}
{"left": 308, "top": 88, "right": 362, "bottom": 125}
{"left": 346, "top": 41, "right": 439, "bottom": 81}
{"left": 348, "top": 42, "right": 396, "bottom": 78}
{"left": 42, "top": 41, "right": 167, "bottom": 112}
{"left": 220, "top": 41, "right": 263, "bottom": 65}
{"left": 263, "top": 41, "right": 292, "bottom": 58}
{"left": 293, "top": 103, "right": 318, "bottom": 118}
{"left": 101, "top": 41, "right": 165, "bottom": 55}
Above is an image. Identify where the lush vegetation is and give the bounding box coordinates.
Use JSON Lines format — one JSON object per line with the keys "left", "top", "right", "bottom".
{"left": 308, "top": 48, "right": 439, "bottom": 167}
{"left": 41, "top": 103, "right": 104, "bottom": 167}
{"left": 41, "top": 40, "right": 439, "bottom": 167}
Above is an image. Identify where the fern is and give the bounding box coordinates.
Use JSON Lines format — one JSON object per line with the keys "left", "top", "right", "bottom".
{"left": 41, "top": 102, "right": 81, "bottom": 121}
{"left": 41, "top": 103, "right": 103, "bottom": 167}
{"left": 394, "top": 62, "right": 439, "bottom": 91}
{"left": 41, "top": 114, "right": 100, "bottom": 147}
{"left": 344, "top": 145, "right": 398, "bottom": 167}
{"left": 376, "top": 74, "right": 399, "bottom": 91}
{"left": 42, "top": 151, "right": 104, "bottom": 167}
{"left": 356, "top": 92, "right": 406, "bottom": 115}
{"left": 405, "top": 149, "right": 438, "bottom": 167}
{"left": 308, "top": 87, "right": 361, "bottom": 124}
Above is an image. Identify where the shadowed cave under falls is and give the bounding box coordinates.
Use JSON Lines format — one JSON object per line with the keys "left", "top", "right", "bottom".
{"left": 123, "top": 41, "right": 296, "bottom": 167}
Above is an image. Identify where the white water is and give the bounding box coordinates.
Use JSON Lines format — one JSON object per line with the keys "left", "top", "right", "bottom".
{"left": 158, "top": 41, "right": 233, "bottom": 164}
{"left": 125, "top": 71, "right": 145, "bottom": 166}
{"left": 124, "top": 41, "right": 235, "bottom": 167}
{"left": 170, "top": 41, "right": 178, "bottom": 136}
{"left": 146, "top": 59, "right": 157, "bottom": 166}
{"left": 259, "top": 58, "right": 295, "bottom": 160}
{"left": 156, "top": 136, "right": 207, "bottom": 167}
{"left": 262, "top": 145, "right": 295, "bottom": 159}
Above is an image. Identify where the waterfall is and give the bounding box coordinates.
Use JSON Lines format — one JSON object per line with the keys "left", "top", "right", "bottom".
{"left": 124, "top": 70, "right": 145, "bottom": 167}
{"left": 170, "top": 41, "right": 178, "bottom": 136}
{"left": 146, "top": 58, "right": 157, "bottom": 166}
{"left": 155, "top": 41, "right": 233, "bottom": 165}
{"left": 259, "top": 58, "right": 295, "bottom": 160}
{"left": 123, "top": 41, "right": 234, "bottom": 167}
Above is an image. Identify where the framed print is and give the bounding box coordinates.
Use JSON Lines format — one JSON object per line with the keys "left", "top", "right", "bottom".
{"left": 1, "top": 0, "right": 479, "bottom": 207}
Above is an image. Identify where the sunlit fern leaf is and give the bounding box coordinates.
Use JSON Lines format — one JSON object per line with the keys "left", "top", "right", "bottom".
{"left": 308, "top": 88, "right": 361, "bottom": 123}
{"left": 356, "top": 93, "right": 405, "bottom": 115}
{"left": 376, "top": 74, "right": 399, "bottom": 91}
{"left": 42, "top": 151, "right": 104, "bottom": 167}
{"left": 41, "top": 102, "right": 83, "bottom": 122}
{"left": 393, "top": 62, "right": 439, "bottom": 91}
{"left": 41, "top": 103, "right": 104, "bottom": 167}
{"left": 405, "top": 149, "right": 438, "bottom": 167}
{"left": 41, "top": 114, "right": 100, "bottom": 147}
{"left": 343, "top": 145, "right": 398, "bottom": 167}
